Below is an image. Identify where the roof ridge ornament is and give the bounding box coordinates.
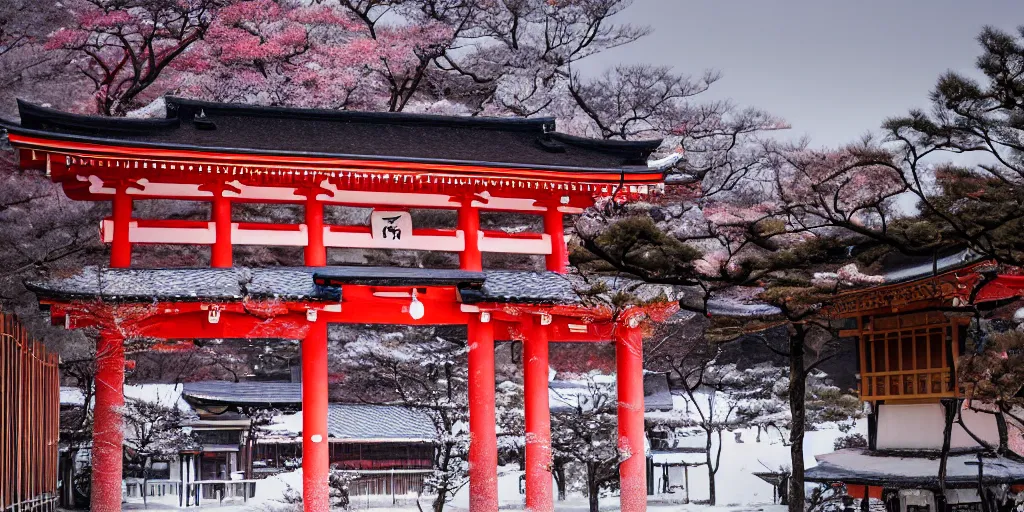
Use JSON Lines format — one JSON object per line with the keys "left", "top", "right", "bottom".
{"left": 193, "top": 108, "right": 216, "bottom": 131}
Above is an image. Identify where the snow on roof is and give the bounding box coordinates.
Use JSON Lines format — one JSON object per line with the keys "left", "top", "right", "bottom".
{"left": 60, "top": 386, "right": 85, "bottom": 407}
{"left": 263, "top": 404, "right": 436, "bottom": 442}
{"left": 30, "top": 267, "right": 590, "bottom": 306}
{"left": 881, "top": 248, "right": 981, "bottom": 284}
{"left": 675, "top": 286, "right": 782, "bottom": 319}
{"left": 123, "top": 384, "right": 190, "bottom": 412}
{"left": 806, "top": 448, "right": 1024, "bottom": 487}
{"left": 27, "top": 267, "right": 329, "bottom": 302}
{"left": 65, "top": 383, "right": 189, "bottom": 411}
{"left": 467, "top": 271, "right": 580, "bottom": 305}
{"left": 548, "top": 373, "right": 673, "bottom": 413}
{"left": 182, "top": 381, "right": 301, "bottom": 406}
{"left": 651, "top": 450, "right": 707, "bottom": 465}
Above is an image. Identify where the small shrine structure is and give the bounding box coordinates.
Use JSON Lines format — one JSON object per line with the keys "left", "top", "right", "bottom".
{"left": 811, "top": 250, "right": 1024, "bottom": 512}
{"left": 2, "top": 98, "right": 674, "bottom": 512}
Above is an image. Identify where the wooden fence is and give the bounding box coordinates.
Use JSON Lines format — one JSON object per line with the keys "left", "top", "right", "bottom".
{"left": 0, "top": 313, "right": 59, "bottom": 511}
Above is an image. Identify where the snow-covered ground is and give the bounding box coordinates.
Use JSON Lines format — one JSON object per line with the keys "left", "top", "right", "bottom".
{"left": 451, "top": 421, "right": 859, "bottom": 508}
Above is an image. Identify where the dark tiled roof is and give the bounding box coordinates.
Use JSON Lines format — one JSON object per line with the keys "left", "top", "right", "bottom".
{"left": 461, "top": 271, "right": 579, "bottom": 304}
{"left": 9, "top": 98, "right": 662, "bottom": 173}
{"left": 28, "top": 266, "right": 582, "bottom": 305}
{"left": 313, "top": 267, "right": 484, "bottom": 287}
{"left": 26, "top": 267, "right": 332, "bottom": 302}
{"left": 327, "top": 404, "right": 435, "bottom": 441}
{"left": 182, "top": 381, "right": 301, "bottom": 406}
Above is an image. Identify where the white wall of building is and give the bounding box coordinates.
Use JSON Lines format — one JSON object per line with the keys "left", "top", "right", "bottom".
{"left": 876, "top": 403, "right": 1000, "bottom": 450}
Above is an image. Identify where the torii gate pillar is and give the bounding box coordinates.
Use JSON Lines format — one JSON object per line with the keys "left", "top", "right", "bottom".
{"left": 302, "top": 319, "right": 330, "bottom": 512}
{"left": 467, "top": 316, "right": 498, "bottom": 511}
{"left": 616, "top": 324, "right": 646, "bottom": 512}
{"left": 524, "top": 316, "right": 553, "bottom": 511}
{"left": 91, "top": 331, "right": 125, "bottom": 512}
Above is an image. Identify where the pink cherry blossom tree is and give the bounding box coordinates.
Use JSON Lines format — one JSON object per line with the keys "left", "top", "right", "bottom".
{"left": 45, "top": 0, "right": 230, "bottom": 115}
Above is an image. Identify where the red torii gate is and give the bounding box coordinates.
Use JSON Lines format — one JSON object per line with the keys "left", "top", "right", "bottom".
{"left": 4, "top": 98, "right": 672, "bottom": 512}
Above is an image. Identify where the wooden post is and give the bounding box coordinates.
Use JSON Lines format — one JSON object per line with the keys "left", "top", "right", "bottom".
{"left": 467, "top": 316, "right": 498, "bottom": 512}
{"left": 304, "top": 193, "right": 326, "bottom": 266}
{"left": 302, "top": 320, "right": 329, "bottom": 512}
{"left": 92, "top": 331, "right": 125, "bottom": 512}
{"left": 524, "top": 316, "right": 553, "bottom": 511}
{"left": 684, "top": 465, "right": 690, "bottom": 504}
{"left": 617, "top": 324, "right": 646, "bottom": 512}
{"left": 110, "top": 186, "right": 132, "bottom": 268}
{"left": 459, "top": 201, "right": 482, "bottom": 271}
{"left": 211, "top": 192, "right": 232, "bottom": 267}
{"left": 543, "top": 207, "right": 567, "bottom": 273}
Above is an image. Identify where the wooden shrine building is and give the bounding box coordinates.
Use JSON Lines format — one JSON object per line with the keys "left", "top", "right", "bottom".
{"left": 810, "top": 250, "right": 1024, "bottom": 512}
{"left": 1, "top": 98, "right": 675, "bottom": 512}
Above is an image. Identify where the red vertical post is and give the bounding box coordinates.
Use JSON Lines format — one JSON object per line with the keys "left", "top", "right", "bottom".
{"left": 302, "top": 320, "right": 329, "bottom": 512}
{"left": 91, "top": 331, "right": 125, "bottom": 512}
{"left": 467, "top": 315, "right": 498, "bottom": 512}
{"left": 305, "top": 193, "right": 326, "bottom": 266}
{"left": 616, "top": 324, "right": 646, "bottom": 512}
{"left": 459, "top": 201, "right": 482, "bottom": 271}
{"left": 110, "top": 186, "right": 132, "bottom": 268}
{"left": 211, "top": 192, "right": 233, "bottom": 268}
{"left": 524, "top": 316, "right": 553, "bottom": 512}
{"left": 543, "top": 207, "right": 567, "bottom": 274}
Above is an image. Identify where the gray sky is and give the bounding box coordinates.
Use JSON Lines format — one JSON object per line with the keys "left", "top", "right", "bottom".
{"left": 578, "top": 0, "right": 1024, "bottom": 147}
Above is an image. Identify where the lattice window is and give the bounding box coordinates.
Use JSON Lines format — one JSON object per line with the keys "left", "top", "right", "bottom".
{"left": 858, "top": 311, "right": 959, "bottom": 401}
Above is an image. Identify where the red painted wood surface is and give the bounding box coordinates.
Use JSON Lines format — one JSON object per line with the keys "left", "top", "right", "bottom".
{"left": 92, "top": 331, "right": 125, "bottom": 512}
{"left": 211, "top": 193, "right": 232, "bottom": 267}
{"left": 302, "top": 321, "right": 329, "bottom": 512}
{"left": 543, "top": 208, "right": 566, "bottom": 273}
{"left": 524, "top": 318, "right": 553, "bottom": 511}
{"left": 304, "top": 193, "right": 326, "bottom": 267}
{"left": 459, "top": 201, "right": 481, "bottom": 271}
{"left": 616, "top": 325, "right": 646, "bottom": 512}
{"left": 110, "top": 186, "right": 132, "bottom": 268}
{"left": 0, "top": 314, "right": 59, "bottom": 511}
{"left": 467, "top": 317, "right": 498, "bottom": 512}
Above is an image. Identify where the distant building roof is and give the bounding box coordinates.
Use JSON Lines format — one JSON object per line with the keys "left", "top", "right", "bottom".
{"left": 327, "top": 404, "right": 435, "bottom": 441}
{"left": 27, "top": 266, "right": 583, "bottom": 305}
{"left": 175, "top": 381, "right": 436, "bottom": 442}
{"left": 263, "top": 404, "right": 436, "bottom": 442}
{"left": 8, "top": 98, "right": 662, "bottom": 174}
{"left": 182, "top": 381, "right": 301, "bottom": 408}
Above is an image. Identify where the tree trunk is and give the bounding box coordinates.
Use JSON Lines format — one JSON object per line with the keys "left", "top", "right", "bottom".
{"left": 707, "top": 464, "right": 717, "bottom": 506}
{"left": 938, "top": 398, "right": 956, "bottom": 495}
{"left": 788, "top": 326, "right": 807, "bottom": 512}
{"left": 706, "top": 428, "right": 716, "bottom": 505}
{"left": 432, "top": 443, "right": 454, "bottom": 512}
{"left": 142, "top": 457, "right": 149, "bottom": 508}
{"left": 587, "top": 462, "right": 600, "bottom": 512}
{"left": 554, "top": 460, "right": 567, "bottom": 501}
